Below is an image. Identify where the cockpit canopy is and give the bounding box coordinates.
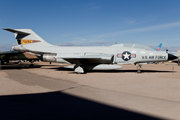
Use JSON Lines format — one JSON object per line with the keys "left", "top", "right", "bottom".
{"left": 111, "top": 43, "right": 155, "bottom": 51}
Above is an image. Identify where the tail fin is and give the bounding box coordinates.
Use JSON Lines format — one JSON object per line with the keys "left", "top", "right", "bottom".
{"left": 3, "top": 28, "right": 46, "bottom": 45}
{"left": 156, "top": 43, "right": 162, "bottom": 51}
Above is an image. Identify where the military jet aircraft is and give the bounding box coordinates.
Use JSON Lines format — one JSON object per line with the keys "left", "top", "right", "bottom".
{"left": 3, "top": 28, "right": 177, "bottom": 73}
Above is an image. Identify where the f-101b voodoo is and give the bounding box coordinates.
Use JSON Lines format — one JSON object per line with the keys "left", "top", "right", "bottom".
{"left": 3, "top": 28, "right": 177, "bottom": 73}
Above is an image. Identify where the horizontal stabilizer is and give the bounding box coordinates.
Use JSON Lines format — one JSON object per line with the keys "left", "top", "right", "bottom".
{"left": 3, "top": 28, "right": 30, "bottom": 35}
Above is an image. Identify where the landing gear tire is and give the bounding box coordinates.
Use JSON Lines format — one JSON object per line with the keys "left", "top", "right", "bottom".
{"left": 74, "top": 65, "right": 85, "bottom": 74}
{"left": 137, "top": 69, "right": 141, "bottom": 73}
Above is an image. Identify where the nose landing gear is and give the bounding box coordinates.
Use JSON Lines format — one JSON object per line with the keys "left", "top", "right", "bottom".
{"left": 135, "top": 63, "right": 142, "bottom": 73}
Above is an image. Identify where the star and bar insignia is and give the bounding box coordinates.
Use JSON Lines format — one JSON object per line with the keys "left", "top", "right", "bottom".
{"left": 117, "top": 51, "right": 136, "bottom": 61}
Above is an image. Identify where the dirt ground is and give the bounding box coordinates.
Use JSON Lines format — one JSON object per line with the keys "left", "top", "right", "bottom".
{"left": 0, "top": 61, "right": 180, "bottom": 119}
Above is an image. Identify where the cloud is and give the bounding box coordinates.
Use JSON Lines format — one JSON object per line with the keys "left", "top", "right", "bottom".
{"left": 95, "top": 21, "right": 180, "bottom": 38}
{"left": 125, "top": 18, "right": 156, "bottom": 26}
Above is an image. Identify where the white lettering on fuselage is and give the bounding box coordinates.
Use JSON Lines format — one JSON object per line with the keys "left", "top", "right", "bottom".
{"left": 142, "top": 56, "right": 166, "bottom": 59}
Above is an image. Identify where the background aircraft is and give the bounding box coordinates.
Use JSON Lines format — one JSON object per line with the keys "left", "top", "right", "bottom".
{"left": 0, "top": 50, "right": 40, "bottom": 65}
{"left": 156, "top": 43, "right": 162, "bottom": 51}
{"left": 3, "top": 28, "right": 177, "bottom": 73}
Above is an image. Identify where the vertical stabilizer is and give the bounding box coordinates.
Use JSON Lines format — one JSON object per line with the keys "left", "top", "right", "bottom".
{"left": 3, "top": 28, "right": 46, "bottom": 45}
{"left": 156, "top": 43, "right": 162, "bottom": 51}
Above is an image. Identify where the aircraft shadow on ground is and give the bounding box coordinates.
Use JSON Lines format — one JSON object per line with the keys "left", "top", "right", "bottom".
{"left": 47, "top": 67, "right": 175, "bottom": 74}
{"left": 0, "top": 64, "right": 57, "bottom": 70}
{"left": 0, "top": 91, "right": 162, "bottom": 120}
{"left": 1, "top": 64, "right": 175, "bottom": 74}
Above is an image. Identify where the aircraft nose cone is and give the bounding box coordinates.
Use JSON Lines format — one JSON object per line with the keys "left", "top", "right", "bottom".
{"left": 168, "top": 54, "right": 178, "bottom": 60}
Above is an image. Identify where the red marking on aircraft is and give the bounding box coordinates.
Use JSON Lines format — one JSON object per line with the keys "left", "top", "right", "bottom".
{"left": 33, "top": 40, "right": 41, "bottom": 43}
{"left": 131, "top": 54, "right": 136, "bottom": 58}
{"left": 117, "top": 54, "right": 122, "bottom": 57}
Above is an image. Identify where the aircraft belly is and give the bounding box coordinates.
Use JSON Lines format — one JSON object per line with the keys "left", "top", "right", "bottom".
{"left": 64, "top": 59, "right": 112, "bottom": 64}
{"left": 82, "top": 64, "right": 123, "bottom": 70}
{"left": 56, "top": 58, "right": 71, "bottom": 64}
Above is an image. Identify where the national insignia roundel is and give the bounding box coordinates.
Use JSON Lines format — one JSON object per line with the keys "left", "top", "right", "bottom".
{"left": 122, "top": 51, "right": 131, "bottom": 61}
{"left": 117, "top": 51, "right": 136, "bottom": 61}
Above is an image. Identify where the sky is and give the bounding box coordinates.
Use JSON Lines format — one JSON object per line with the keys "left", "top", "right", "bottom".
{"left": 0, "top": 0, "right": 180, "bottom": 51}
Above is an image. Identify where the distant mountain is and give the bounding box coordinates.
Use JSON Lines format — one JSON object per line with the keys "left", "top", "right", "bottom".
{"left": 0, "top": 44, "right": 13, "bottom": 52}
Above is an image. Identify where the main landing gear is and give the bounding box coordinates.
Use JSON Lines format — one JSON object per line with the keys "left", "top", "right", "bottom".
{"left": 74, "top": 65, "right": 85, "bottom": 74}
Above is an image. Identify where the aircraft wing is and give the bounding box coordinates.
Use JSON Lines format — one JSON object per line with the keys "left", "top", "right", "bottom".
{"left": 56, "top": 53, "right": 114, "bottom": 64}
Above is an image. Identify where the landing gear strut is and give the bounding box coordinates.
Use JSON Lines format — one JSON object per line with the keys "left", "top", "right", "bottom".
{"left": 136, "top": 63, "right": 142, "bottom": 73}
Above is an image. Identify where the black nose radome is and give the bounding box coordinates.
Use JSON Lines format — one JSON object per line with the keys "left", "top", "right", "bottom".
{"left": 168, "top": 54, "right": 178, "bottom": 60}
